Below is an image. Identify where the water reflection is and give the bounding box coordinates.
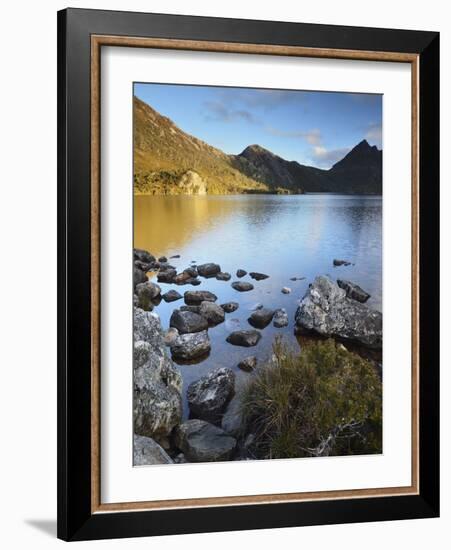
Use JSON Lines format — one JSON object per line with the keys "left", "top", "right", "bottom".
{"left": 135, "top": 194, "right": 382, "bottom": 418}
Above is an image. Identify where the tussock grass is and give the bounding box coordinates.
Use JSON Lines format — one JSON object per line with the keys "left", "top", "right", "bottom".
{"left": 241, "top": 338, "right": 382, "bottom": 459}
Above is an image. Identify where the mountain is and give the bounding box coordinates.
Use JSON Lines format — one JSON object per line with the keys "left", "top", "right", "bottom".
{"left": 133, "top": 97, "right": 268, "bottom": 195}
{"left": 134, "top": 96, "right": 382, "bottom": 195}
{"left": 231, "top": 144, "right": 334, "bottom": 194}
{"left": 232, "top": 140, "right": 382, "bottom": 194}
{"left": 328, "top": 140, "right": 382, "bottom": 194}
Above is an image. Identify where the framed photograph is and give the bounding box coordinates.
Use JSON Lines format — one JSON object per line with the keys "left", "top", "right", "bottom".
{"left": 57, "top": 8, "right": 439, "bottom": 541}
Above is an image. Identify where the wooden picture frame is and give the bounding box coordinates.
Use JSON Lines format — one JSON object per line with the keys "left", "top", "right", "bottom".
{"left": 57, "top": 8, "right": 439, "bottom": 541}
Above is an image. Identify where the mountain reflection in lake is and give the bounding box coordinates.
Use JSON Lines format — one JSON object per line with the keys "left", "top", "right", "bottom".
{"left": 134, "top": 194, "right": 382, "bottom": 418}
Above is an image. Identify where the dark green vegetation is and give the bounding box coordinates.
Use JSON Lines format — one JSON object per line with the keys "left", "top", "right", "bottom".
{"left": 241, "top": 338, "right": 382, "bottom": 459}
{"left": 134, "top": 95, "right": 382, "bottom": 195}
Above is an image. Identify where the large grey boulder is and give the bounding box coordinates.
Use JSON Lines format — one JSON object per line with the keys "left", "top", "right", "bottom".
{"left": 248, "top": 308, "right": 275, "bottom": 329}
{"left": 133, "top": 434, "right": 174, "bottom": 466}
{"left": 184, "top": 290, "right": 218, "bottom": 305}
{"left": 134, "top": 308, "right": 182, "bottom": 447}
{"left": 199, "top": 301, "right": 225, "bottom": 325}
{"left": 226, "top": 329, "right": 262, "bottom": 347}
{"left": 187, "top": 367, "right": 235, "bottom": 422}
{"left": 337, "top": 279, "right": 371, "bottom": 303}
{"left": 171, "top": 330, "right": 211, "bottom": 361}
{"left": 295, "top": 276, "right": 382, "bottom": 349}
{"left": 174, "top": 419, "right": 237, "bottom": 462}
{"left": 170, "top": 309, "right": 208, "bottom": 334}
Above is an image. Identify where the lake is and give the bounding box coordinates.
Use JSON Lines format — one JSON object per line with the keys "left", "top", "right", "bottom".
{"left": 134, "top": 194, "right": 382, "bottom": 418}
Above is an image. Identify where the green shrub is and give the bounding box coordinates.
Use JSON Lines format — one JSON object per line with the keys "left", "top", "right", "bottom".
{"left": 240, "top": 338, "right": 382, "bottom": 459}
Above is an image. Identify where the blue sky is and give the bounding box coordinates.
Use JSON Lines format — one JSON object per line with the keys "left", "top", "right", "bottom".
{"left": 134, "top": 83, "right": 382, "bottom": 169}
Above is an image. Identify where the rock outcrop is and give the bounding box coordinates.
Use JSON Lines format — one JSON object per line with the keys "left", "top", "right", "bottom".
{"left": 248, "top": 308, "right": 275, "bottom": 329}
{"left": 337, "top": 279, "right": 371, "bottom": 303}
{"left": 295, "top": 276, "right": 382, "bottom": 349}
{"left": 169, "top": 309, "right": 208, "bottom": 334}
{"left": 174, "top": 419, "right": 237, "bottom": 462}
{"left": 170, "top": 330, "right": 211, "bottom": 361}
{"left": 133, "top": 434, "right": 174, "bottom": 465}
{"left": 134, "top": 308, "right": 182, "bottom": 447}
{"left": 184, "top": 290, "right": 218, "bottom": 305}
{"left": 199, "top": 301, "right": 225, "bottom": 325}
{"left": 187, "top": 367, "right": 235, "bottom": 423}
{"left": 226, "top": 329, "right": 262, "bottom": 347}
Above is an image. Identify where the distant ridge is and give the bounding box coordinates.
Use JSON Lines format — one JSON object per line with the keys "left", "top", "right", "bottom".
{"left": 134, "top": 96, "right": 382, "bottom": 195}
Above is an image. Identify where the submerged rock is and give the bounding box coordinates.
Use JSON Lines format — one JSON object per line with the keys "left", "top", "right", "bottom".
{"left": 231, "top": 281, "right": 254, "bottom": 292}
{"left": 199, "top": 301, "right": 225, "bottom": 325}
{"left": 238, "top": 356, "right": 257, "bottom": 372}
{"left": 273, "top": 308, "right": 289, "bottom": 328}
{"left": 133, "top": 434, "right": 173, "bottom": 465}
{"left": 216, "top": 272, "right": 231, "bottom": 281}
{"left": 197, "top": 263, "right": 221, "bottom": 278}
{"left": 133, "top": 308, "right": 182, "bottom": 446}
{"left": 162, "top": 289, "right": 182, "bottom": 303}
{"left": 158, "top": 256, "right": 168, "bottom": 263}
{"left": 170, "top": 254, "right": 181, "bottom": 259}
{"left": 220, "top": 302, "right": 239, "bottom": 313}
{"left": 170, "top": 309, "right": 208, "bottom": 334}
{"left": 249, "top": 272, "right": 269, "bottom": 281}
{"left": 187, "top": 367, "right": 235, "bottom": 422}
{"left": 281, "top": 287, "right": 291, "bottom": 294}
{"left": 333, "top": 259, "right": 351, "bottom": 267}
{"left": 171, "top": 330, "right": 211, "bottom": 360}
{"left": 295, "top": 276, "right": 382, "bottom": 349}
{"left": 226, "top": 329, "right": 262, "bottom": 347}
{"left": 184, "top": 290, "right": 218, "bottom": 305}
{"left": 337, "top": 279, "right": 371, "bottom": 303}
{"left": 248, "top": 308, "right": 275, "bottom": 329}
{"left": 236, "top": 269, "right": 247, "bottom": 278}
{"left": 174, "top": 419, "right": 237, "bottom": 462}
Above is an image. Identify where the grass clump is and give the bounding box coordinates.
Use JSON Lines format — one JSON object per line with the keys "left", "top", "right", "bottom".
{"left": 241, "top": 338, "right": 382, "bottom": 459}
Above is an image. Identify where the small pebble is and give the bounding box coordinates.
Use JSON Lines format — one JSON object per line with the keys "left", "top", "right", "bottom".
{"left": 281, "top": 287, "right": 291, "bottom": 294}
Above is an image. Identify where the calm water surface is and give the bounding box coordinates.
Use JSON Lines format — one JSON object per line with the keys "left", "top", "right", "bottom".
{"left": 134, "top": 194, "right": 382, "bottom": 418}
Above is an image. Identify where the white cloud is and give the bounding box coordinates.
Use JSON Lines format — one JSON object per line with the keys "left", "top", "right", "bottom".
{"left": 265, "top": 126, "right": 322, "bottom": 145}
{"left": 309, "top": 146, "right": 351, "bottom": 168}
{"left": 365, "top": 122, "right": 382, "bottom": 146}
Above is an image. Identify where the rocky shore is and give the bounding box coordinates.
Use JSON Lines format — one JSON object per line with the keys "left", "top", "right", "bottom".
{"left": 133, "top": 248, "right": 383, "bottom": 465}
